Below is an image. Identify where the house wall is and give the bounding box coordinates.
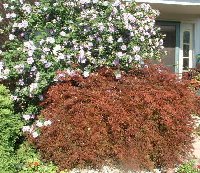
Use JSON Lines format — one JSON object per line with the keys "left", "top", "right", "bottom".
{"left": 136, "top": 0, "right": 200, "bottom": 71}
{"left": 195, "top": 19, "right": 200, "bottom": 57}
{"left": 136, "top": 0, "right": 200, "bottom": 5}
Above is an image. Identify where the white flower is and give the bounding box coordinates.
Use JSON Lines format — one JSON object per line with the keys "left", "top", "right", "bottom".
{"left": 46, "top": 37, "right": 55, "bottom": 44}
{"left": 112, "top": 0, "right": 121, "bottom": 7}
{"left": 83, "top": 70, "right": 90, "bottom": 78}
{"left": 116, "top": 52, "right": 123, "bottom": 57}
{"left": 32, "top": 131, "right": 39, "bottom": 138}
{"left": 22, "top": 4, "right": 32, "bottom": 14}
{"left": 0, "top": 16, "right": 3, "bottom": 22}
{"left": 3, "top": 4, "right": 9, "bottom": 9}
{"left": 121, "top": 45, "right": 127, "bottom": 51}
{"left": 117, "top": 37, "right": 123, "bottom": 43}
{"left": 43, "top": 7, "right": 48, "bottom": 11}
{"left": 18, "top": 79, "right": 25, "bottom": 86}
{"left": 22, "top": 126, "right": 31, "bottom": 132}
{"left": 35, "top": 2, "right": 40, "bottom": 6}
{"left": 24, "top": 41, "right": 36, "bottom": 50}
{"left": 60, "top": 31, "right": 66, "bottom": 36}
{"left": 57, "top": 53, "right": 65, "bottom": 60}
{"left": 128, "top": 14, "right": 136, "bottom": 22}
{"left": 132, "top": 46, "right": 140, "bottom": 53}
{"left": 160, "top": 46, "right": 164, "bottom": 49}
{"left": 19, "top": 20, "right": 29, "bottom": 28}
{"left": 14, "top": 64, "right": 24, "bottom": 74}
{"left": 92, "top": 0, "right": 98, "bottom": 3}
{"left": 6, "top": 13, "right": 11, "bottom": 19}
{"left": 44, "top": 120, "right": 52, "bottom": 126}
{"left": 115, "top": 70, "right": 121, "bottom": 79}
{"left": 45, "top": 62, "right": 52, "bottom": 68}
{"left": 109, "top": 25, "right": 115, "bottom": 33}
{"left": 140, "top": 36, "right": 145, "bottom": 42}
{"left": 3, "top": 68, "right": 10, "bottom": 75}
{"left": 0, "top": 61, "right": 3, "bottom": 69}
{"left": 27, "top": 57, "right": 34, "bottom": 64}
{"left": 66, "top": 69, "right": 76, "bottom": 77}
{"left": 11, "top": 95, "right": 19, "bottom": 101}
{"left": 53, "top": 3, "right": 58, "bottom": 6}
{"left": 155, "top": 41, "right": 159, "bottom": 47}
{"left": 107, "top": 36, "right": 113, "bottom": 43}
{"left": 35, "top": 71, "right": 40, "bottom": 80}
{"left": 39, "top": 39, "right": 45, "bottom": 45}
{"left": 43, "top": 47, "right": 50, "bottom": 53}
{"left": 19, "top": 0, "right": 24, "bottom": 4}
{"left": 78, "top": 48, "right": 86, "bottom": 63}
{"left": 134, "top": 54, "right": 141, "bottom": 61}
{"left": 10, "top": 13, "right": 17, "bottom": 18}
{"left": 9, "top": 34, "right": 15, "bottom": 40}
{"left": 98, "top": 23, "right": 105, "bottom": 31}
{"left": 102, "top": 1, "right": 109, "bottom": 6}
{"left": 52, "top": 19, "right": 57, "bottom": 24}
{"left": 29, "top": 83, "right": 38, "bottom": 93}
{"left": 23, "top": 114, "right": 31, "bottom": 121}
{"left": 80, "top": 0, "right": 90, "bottom": 4}
{"left": 36, "top": 120, "right": 43, "bottom": 127}
{"left": 28, "top": 50, "right": 35, "bottom": 57}
{"left": 113, "top": 58, "right": 119, "bottom": 66}
{"left": 159, "top": 39, "right": 164, "bottom": 46}
{"left": 13, "top": 22, "right": 18, "bottom": 28}
{"left": 87, "top": 42, "right": 93, "bottom": 47}
{"left": 53, "top": 44, "right": 61, "bottom": 55}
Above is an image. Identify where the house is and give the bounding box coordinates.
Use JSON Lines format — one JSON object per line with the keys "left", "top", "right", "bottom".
{"left": 135, "top": 0, "right": 200, "bottom": 74}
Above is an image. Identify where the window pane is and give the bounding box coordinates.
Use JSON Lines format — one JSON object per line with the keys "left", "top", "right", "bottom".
{"left": 158, "top": 25, "right": 176, "bottom": 48}
{"left": 183, "top": 58, "right": 189, "bottom": 70}
{"left": 183, "top": 44, "right": 189, "bottom": 57}
{"left": 183, "top": 31, "right": 190, "bottom": 44}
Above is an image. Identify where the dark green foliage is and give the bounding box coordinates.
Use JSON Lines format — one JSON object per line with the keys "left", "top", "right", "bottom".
{"left": 0, "top": 84, "right": 23, "bottom": 172}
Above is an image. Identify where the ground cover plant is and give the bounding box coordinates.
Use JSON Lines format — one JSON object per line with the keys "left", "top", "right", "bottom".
{"left": 177, "top": 160, "right": 200, "bottom": 173}
{"left": 16, "top": 141, "right": 58, "bottom": 173}
{"left": 28, "top": 65, "right": 200, "bottom": 171}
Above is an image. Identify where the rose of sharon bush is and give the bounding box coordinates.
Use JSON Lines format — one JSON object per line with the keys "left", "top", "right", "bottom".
{"left": 0, "top": 0, "right": 163, "bottom": 120}
{"left": 29, "top": 65, "right": 200, "bottom": 171}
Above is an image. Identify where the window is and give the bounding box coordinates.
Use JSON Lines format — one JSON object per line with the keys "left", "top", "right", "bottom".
{"left": 183, "top": 31, "right": 190, "bottom": 70}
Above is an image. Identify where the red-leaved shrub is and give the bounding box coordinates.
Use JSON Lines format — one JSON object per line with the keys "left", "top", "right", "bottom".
{"left": 30, "top": 65, "right": 200, "bottom": 171}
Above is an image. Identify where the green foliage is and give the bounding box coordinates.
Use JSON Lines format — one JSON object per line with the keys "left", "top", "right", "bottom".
{"left": 0, "top": 84, "right": 23, "bottom": 172}
{"left": 16, "top": 141, "right": 58, "bottom": 173}
{"left": 177, "top": 161, "right": 200, "bottom": 173}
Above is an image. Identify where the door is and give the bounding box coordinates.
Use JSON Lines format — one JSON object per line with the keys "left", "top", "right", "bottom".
{"left": 179, "top": 23, "right": 194, "bottom": 74}
{"left": 156, "top": 21, "right": 180, "bottom": 73}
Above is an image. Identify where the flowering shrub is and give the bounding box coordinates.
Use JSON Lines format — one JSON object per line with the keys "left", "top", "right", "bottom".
{"left": 0, "top": 0, "right": 163, "bottom": 122}
{"left": 29, "top": 65, "right": 200, "bottom": 171}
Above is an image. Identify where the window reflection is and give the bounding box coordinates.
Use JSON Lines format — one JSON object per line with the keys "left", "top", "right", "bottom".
{"left": 183, "top": 58, "right": 189, "bottom": 70}
{"left": 183, "top": 44, "right": 189, "bottom": 57}
{"left": 183, "top": 31, "right": 190, "bottom": 44}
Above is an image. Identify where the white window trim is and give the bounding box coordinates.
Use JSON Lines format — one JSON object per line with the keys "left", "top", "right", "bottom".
{"left": 179, "top": 23, "right": 194, "bottom": 74}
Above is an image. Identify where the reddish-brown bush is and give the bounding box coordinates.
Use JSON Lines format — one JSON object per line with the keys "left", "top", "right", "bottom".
{"left": 30, "top": 65, "right": 200, "bottom": 171}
